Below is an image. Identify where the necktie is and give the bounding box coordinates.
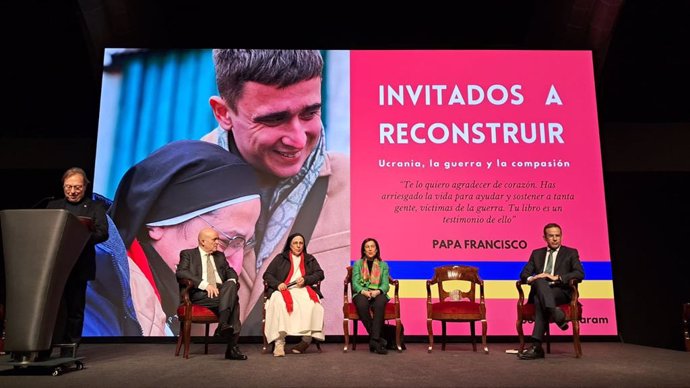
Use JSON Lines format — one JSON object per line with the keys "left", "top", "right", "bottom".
{"left": 544, "top": 250, "right": 554, "bottom": 274}
{"left": 206, "top": 254, "right": 216, "bottom": 286}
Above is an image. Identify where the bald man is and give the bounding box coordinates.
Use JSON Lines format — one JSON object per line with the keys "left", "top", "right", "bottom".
{"left": 176, "top": 228, "right": 247, "bottom": 360}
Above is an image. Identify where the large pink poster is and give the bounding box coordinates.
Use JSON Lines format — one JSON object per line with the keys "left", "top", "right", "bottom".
{"left": 350, "top": 50, "right": 616, "bottom": 335}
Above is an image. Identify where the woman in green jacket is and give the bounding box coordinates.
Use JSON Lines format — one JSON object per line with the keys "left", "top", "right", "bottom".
{"left": 352, "top": 237, "right": 390, "bottom": 355}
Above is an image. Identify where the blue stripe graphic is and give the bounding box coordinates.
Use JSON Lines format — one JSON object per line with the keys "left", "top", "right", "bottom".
{"left": 350, "top": 261, "right": 612, "bottom": 281}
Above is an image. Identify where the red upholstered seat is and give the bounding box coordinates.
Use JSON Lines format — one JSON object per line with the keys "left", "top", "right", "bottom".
{"left": 344, "top": 301, "right": 398, "bottom": 316}
{"left": 177, "top": 304, "right": 217, "bottom": 319}
{"left": 519, "top": 303, "right": 581, "bottom": 320}
{"left": 426, "top": 265, "right": 488, "bottom": 353}
{"left": 515, "top": 279, "right": 583, "bottom": 357}
{"left": 343, "top": 266, "right": 403, "bottom": 352}
{"left": 429, "top": 301, "right": 483, "bottom": 316}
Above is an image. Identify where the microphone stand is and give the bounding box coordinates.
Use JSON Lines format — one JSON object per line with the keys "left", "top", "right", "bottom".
{"left": 30, "top": 196, "right": 55, "bottom": 209}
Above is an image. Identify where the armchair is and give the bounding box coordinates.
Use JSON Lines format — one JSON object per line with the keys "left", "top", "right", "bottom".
{"left": 343, "top": 266, "right": 402, "bottom": 352}
{"left": 261, "top": 281, "right": 322, "bottom": 354}
{"left": 516, "top": 278, "right": 583, "bottom": 357}
{"left": 174, "top": 278, "right": 219, "bottom": 359}
{"left": 426, "top": 265, "right": 488, "bottom": 353}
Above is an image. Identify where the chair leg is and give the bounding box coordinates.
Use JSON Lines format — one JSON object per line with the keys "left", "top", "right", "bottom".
{"left": 545, "top": 325, "right": 551, "bottom": 354}
{"left": 481, "top": 319, "right": 488, "bottom": 354}
{"left": 204, "top": 323, "right": 210, "bottom": 354}
{"left": 573, "top": 319, "right": 582, "bottom": 357}
{"left": 175, "top": 320, "right": 184, "bottom": 356}
{"left": 441, "top": 321, "right": 447, "bottom": 351}
{"left": 262, "top": 299, "right": 270, "bottom": 354}
{"left": 470, "top": 321, "right": 477, "bottom": 352}
{"left": 183, "top": 319, "right": 192, "bottom": 359}
{"left": 343, "top": 319, "right": 350, "bottom": 353}
{"left": 427, "top": 318, "right": 434, "bottom": 353}
{"left": 315, "top": 341, "right": 322, "bottom": 353}
{"left": 395, "top": 319, "right": 402, "bottom": 352}
{"left": 353, "top": 321, "right": 359, "bottom": 350}
{"left": 516, "top": 319, "right": 525, "bottom": 353}
{"left": 262, "top": 318, "right": 270, "bottom": 354}
{"left": 262, "top": 335, "right": 272, "bottom": 354}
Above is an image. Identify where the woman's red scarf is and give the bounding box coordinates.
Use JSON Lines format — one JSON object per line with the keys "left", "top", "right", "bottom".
{"left": 280, "top": 252, "right": 320, "bottom": 313}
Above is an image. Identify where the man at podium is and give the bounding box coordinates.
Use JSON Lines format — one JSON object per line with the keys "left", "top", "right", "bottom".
{"left": 46, "top": 167, "right": 108, "bottom": 356}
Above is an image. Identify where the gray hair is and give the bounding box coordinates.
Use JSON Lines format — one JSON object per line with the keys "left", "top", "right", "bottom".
{"left": 62, "top": 167, "right": 90, "bottom": 186}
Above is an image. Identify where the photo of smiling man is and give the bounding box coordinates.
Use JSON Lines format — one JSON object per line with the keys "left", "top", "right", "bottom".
{"left": 202, "top": 50, "right": 350, "bottom": 335}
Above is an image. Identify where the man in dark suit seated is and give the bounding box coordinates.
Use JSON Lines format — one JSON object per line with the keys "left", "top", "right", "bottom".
{"left": 518, "top": 222, "right": 585, "bottom": 360}
{"left": 176, "top": 227, "right": 248, "bottom": 360}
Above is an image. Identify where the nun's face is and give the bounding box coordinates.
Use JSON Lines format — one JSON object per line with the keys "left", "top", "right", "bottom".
{"left": 223, "top": 78, "right": 322, "bottom": 179}
{"left": 148, "top": 197, "right": 261, "bottom": 275}
{"left": 289, "top": 235, "right": 305, "bottom": 256}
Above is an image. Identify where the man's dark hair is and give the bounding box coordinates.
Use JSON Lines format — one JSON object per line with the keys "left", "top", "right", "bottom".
{"left": 213, "top": 49, "right": 323, "bottom": 112}
{"left": 543, "top": 223, "right": 562, "bottom": 236}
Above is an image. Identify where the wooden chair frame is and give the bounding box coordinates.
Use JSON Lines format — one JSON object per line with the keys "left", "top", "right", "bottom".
{"left": 343, "top": 266, "right": 402, "bottom": 352}
{"left": 683, "top": 303, "right": 690, "bottom": 352}
{"left": 174, "top": 278, "right": 219, "bottom": 359}
{"left": 0, "top": 304, "right": 5, "bottom": 354}
{"left": 515, "top": 278, "right": 583, "bottom": 357}
{"left": 426, "top": 265, "right": 488, "bottom": 353}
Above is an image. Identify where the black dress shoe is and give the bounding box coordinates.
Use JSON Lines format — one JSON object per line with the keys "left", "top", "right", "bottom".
{"left": 518, "top": 345, "right": 545, "bottom": 360}
{"left": 225, "top": 346, "right": 248, "bottom": 360}
{"left": 369, "top": 338, "right": 388, "bottom": 353}
{"left": 215, "top": 323, "right": 234, "bottom": 337}
{"left": 374, "top": 342, "right": 388, "bottom": 355}
{"left": 369, "top": 338, "right": 388, "bottom": 355}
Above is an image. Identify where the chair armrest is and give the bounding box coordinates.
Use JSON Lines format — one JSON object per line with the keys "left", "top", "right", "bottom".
{"left": 478, "top": 279, "right": 486, "bottom": 303}
{"left": 344, "top": 266, "right": 353, "bottom": 305}
{"left": 515, "top": 280, "right": 529, "bottom": 321}
{"left": 568, "top": 278, "right": 581, "bottom": 304}
{"left": 263, "top": 280, "right": 270, "bottom": 300}
{"left": 343, "top": 281, "right": 351, "bottom": 307}
{"left": 178, "top": 278, "right": 194, "bottom": 305}
{"left": 389, "top": 276, "right": 400, "bottom": 302}
{"left": 425, "top": 280, "right": 434, "bottom": 318}
{"left": 390, "top": 277, "right": 401, "bottom": 317}
{"left": 313, "top": 280, "right": 322, "bottom": 296}
{"left": 515, "top": 280, "right": 526, "bottom": 301}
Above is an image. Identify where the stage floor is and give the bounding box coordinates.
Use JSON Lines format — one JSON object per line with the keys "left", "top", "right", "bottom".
{"left": 1, "top": 342, "right": 689, "bottom": 386}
